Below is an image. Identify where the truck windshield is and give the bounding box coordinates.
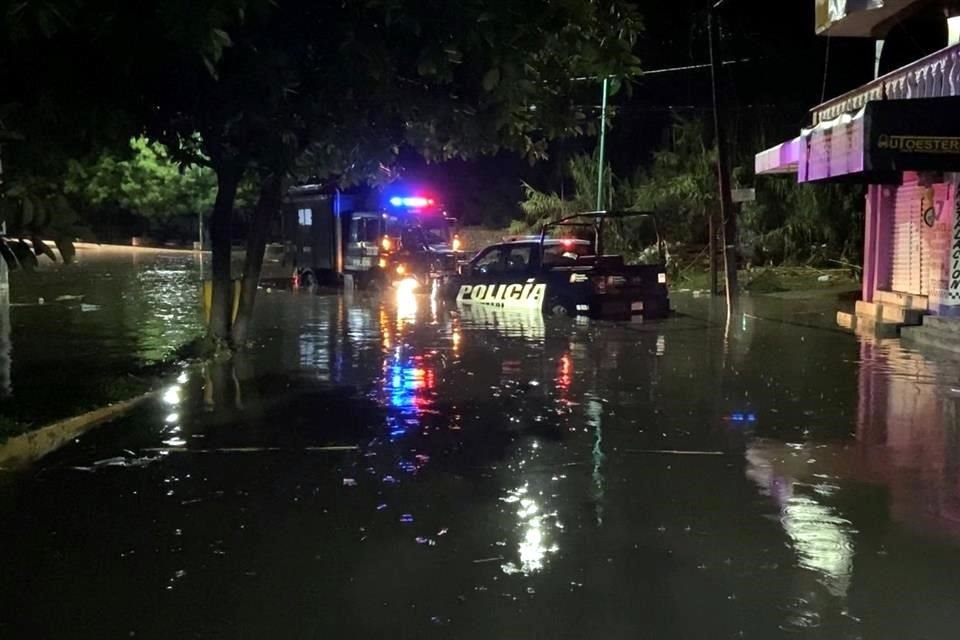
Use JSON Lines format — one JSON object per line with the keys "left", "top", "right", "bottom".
{"left": 388, "top": 216, "right": 452, "bottom": 248}
{"left": 350, "top": 217, "right": 381, "bottom": 243}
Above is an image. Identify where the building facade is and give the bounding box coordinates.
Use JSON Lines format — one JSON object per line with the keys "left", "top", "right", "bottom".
{"left": 758, "top": 1, "right": 960, "bottom": 324}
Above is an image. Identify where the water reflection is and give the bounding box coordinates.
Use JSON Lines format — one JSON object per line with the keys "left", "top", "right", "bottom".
{"left": 454, "top": 303, "right": 545, "bottom": 341}
{"left": 0, "top": 258, "right": 10, "bottom": 399}
{"left": 1, "top": 248, "right": 206, "bottom": 427}
{"left": 737, "top": 334, "right": 960, "bottom": 632}
{"left": 16, "top": 274, "right": 960, "bottom": 638}
{"left": 396, "top": 288, "right": 419, "bottom": 326}
{"left": 383, "top": 348, "right": 437, "bottom": 440}
{"left": 500, "top": 477, "right": 562, "bottom": 576}
{"left": 855, "top": 339, "right": 960, "bottom": 537}
{"left": 746, "top": 441, "right": 857, "bottom": 599}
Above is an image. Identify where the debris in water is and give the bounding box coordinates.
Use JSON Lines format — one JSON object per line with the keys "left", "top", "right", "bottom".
{"left": 80, "top": 303, "right": 102, "bottom": 312}
{"left": 165, "top": 569, "right": 187, "bottom": 591}
{"left": 72, "top": 454, "right": 162, "bottom": 471}
{"left": 376, "top": 504, "right": 388, "bottom": 511}
{"left": 624, "top": 449, "right": 727, "bottom": 456}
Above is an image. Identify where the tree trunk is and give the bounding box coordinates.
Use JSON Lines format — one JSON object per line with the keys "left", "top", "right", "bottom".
{"left": 231, "top": 174, "right": 282, "bottom": 347}
{"left": 209, "top": 166, "right": 241, "bottom": 344}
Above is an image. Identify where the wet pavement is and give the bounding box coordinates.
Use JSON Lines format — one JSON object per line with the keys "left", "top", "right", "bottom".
{"left": 4, "top": 283, "right": 960, "bottom": 638}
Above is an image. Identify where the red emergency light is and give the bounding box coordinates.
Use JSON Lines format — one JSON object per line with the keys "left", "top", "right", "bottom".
{"left": 389, "top": 196, "right": 435, "bottom": 208}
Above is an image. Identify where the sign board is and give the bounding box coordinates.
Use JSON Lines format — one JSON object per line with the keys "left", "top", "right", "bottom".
{"left": 799, "top": 97, "right": 960, "bottom": 183}
{"left": 731, "top": 188, "right": 756, "bottom": 204}
{"left": 868, "top": 97, "right": 960, "bottom": 174}
{"left": 816, "top": 0, "right": 885, "bottom": 35}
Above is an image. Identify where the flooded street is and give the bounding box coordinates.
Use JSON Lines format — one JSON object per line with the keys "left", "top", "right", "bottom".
{"left": 0, "top": 248, "right": 205, "bottom": 429}
{"left": 4, "top": 263, "right": 960, "bottom": 638}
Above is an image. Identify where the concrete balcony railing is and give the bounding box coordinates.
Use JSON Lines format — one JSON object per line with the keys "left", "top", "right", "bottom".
{"left": 812, "top": 42, "right": 960, "bottom": 124}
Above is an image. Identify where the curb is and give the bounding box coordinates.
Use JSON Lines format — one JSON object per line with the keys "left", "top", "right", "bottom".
{"left": 0, "top": 392, "right": 154, "bottom": 471}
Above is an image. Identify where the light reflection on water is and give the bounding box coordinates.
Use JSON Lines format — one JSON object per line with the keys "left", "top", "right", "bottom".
{"left": 17, "top": 271, "right": 960, "bottom": 637}
{"left": 500, "top": 481, "right": 560, "bottom": 576}
{"left": 1, "top": 248, "right": 207, "bottom": 425}
{"left": 746, "top": 442, "right": 857, "bottom": 603}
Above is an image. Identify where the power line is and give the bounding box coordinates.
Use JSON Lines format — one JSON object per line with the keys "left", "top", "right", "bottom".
{"left": 568, "top": 58, "right": 750, "bottom": 82}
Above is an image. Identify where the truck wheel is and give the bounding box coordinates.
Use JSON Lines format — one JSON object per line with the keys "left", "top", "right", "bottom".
{"left": 366, "top": 276, "right": 384, "bottom": 294}
{"left": 299, "top": 269, "right": 317, "bottom": 288}
{"left": 548, "top": 298, "right": 570, "bottom": 317}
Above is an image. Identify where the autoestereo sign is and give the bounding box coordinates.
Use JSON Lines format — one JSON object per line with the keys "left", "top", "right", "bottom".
{"left": 866, "top": 98, "right": 960, "bottom": 174}
{"left": 456, "top": 283, "right": 546, "bottom": 308}
{"left": 877, "top": 135, "right": 960, "bottom": 154}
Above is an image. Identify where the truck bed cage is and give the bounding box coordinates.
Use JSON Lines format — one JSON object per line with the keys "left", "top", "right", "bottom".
{"left": 538, "top": 210, "right": 664, "bottom": 262}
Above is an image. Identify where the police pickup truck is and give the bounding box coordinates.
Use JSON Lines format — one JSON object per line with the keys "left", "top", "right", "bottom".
{"left": 440, "top": 211, "right": 670, "bottom": 318}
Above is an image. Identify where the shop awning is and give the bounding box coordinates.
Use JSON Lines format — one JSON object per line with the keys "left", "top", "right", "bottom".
{"left": 755, "top": 138, "right": 801, "bottom": 175}
{"left": 755, "top": 97, "right": 960, "bottom": 185}
{"left": 801, "top": 96, "right": 960, "bottom": 183}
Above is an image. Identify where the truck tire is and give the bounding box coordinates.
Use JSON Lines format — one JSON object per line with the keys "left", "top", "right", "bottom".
{"left": 548, "top": 297, "right": 570, "bottom": 317}
{"left": 366, "top": 275, "right": 385, "bottom": 294}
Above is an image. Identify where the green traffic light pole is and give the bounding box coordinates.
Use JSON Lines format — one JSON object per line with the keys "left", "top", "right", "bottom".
{"left": 586, "top": 55, "right": 751, "bottom": 216}
{"left": 596, "top": 75, "right": 610, "bottom": 212}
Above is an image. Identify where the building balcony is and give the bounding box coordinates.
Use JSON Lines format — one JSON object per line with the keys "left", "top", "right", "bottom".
{"left": 812, "top": 42, "right": 960, "bottom": 124}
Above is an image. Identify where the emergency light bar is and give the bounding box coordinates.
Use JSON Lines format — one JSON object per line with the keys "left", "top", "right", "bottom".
{"left": 389, "top": 196, "right": 434, "bottom": 208}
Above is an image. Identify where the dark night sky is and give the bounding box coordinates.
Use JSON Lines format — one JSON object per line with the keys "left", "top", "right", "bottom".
{"left": 412, "top": 1, "right": 948, "bottom": 225}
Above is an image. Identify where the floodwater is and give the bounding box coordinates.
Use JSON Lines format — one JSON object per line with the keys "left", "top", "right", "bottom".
{"left": 0, "top": 247, "right": 206, "bottom": 428}
{"left": 4, "top": 259, "right": 960, "bottom": 638}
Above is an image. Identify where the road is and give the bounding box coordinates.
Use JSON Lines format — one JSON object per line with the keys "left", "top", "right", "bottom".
{"left": 3, "top": 282, "right": 960, "bottom": 639}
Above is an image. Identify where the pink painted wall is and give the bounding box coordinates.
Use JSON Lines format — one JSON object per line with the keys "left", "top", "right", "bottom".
{"left": 863, "top": 185, "right": 894, "bottom": 300}
{"left": 861, "top": 175, "right": 960, "bottom": 314}
{"left": 923, "top": 182, "right": 954, "bottom": 309}
{"left": 862, "top": 186, "right": 878, "bottom": 303}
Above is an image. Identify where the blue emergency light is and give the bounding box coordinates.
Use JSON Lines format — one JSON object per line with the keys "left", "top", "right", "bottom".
{"left": 389, "top": 196, "right": 434, "bottom": 208}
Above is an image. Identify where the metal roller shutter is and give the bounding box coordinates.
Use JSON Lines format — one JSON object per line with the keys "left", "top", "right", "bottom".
{"left": 890, "top": 178, "right": 923, "bottom": 295}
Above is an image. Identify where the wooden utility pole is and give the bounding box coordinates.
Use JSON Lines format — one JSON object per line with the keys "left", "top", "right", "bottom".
{"left": 708, "top": 4, "right": 738, "bottom": 304}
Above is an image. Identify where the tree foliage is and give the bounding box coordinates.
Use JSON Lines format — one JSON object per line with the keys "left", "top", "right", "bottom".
{"left": 631, "top": 117, "right": 718, "bottom": 244}
{"left": 742, "top": 177, "right": 865, "bottom": 264}
{"left": 519, "top": 115, "right": 865, "bottom": 265}
{"left": 517, "top": 155, "right": 612, "bottom": 231}
{"left": 137, "top": 0, "right": 644, "bottom": 345}
{"left": 65, "top": 138, "right": 218, "bottom": 221}
{"left": 0, "top": 178, "right": 84, "bottom": 268}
